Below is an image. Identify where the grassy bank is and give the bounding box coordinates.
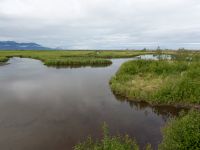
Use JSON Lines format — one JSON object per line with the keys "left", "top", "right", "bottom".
{"left": 110, "top": 53, "right": 200, "bottom": 105}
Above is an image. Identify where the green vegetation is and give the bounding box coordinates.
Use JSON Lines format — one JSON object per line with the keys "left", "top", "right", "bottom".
{"left": 44, "top": 57, "right": 112, "bottom": 67}
{"left": 1, "top": 50, "right": 199, "bottom": 103}
{"left": 0, "top": 56, "right": 9, "bottom": 63}
{"left": 159, "top": 110, "right": 200, "bottom": 150}
{"left": 0, "top": 50, "right": 153, "bottom": 58}
{"left": 74, "top": 123, "right": 152, "bottom": 150}
{"left": 0, "top": 49, "right": 198, "bottom": 67}
{"left": 110, "top": 52, "right": 200, "bottom": 105}
{"left": 1, "top": 50, "right": 199, "bottom": 150}
{"left": 0, "top": 50, "right": 153, "bottom": 67}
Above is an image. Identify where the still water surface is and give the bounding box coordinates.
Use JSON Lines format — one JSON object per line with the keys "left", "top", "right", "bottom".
{"left": 0, "top": 57, "right": 182, "bottom": 150}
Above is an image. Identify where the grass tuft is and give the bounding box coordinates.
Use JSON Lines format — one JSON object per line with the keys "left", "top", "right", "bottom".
{"left": 74, "top": 123, "right": 152, "bottom": 150}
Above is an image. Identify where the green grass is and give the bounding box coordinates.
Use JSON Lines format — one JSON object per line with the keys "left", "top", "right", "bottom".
{"left": 74, "top": 123, "right": 152, "bottom": 150}
{"left": 0, "top": 50, "right": 152, "bottom": 58}
{"left": 0, "top": 56, "right": 9, "bottom": 63}
{"left": 0, "top": 50, "right": 198, "bottom": 67}
{"left": 44, "top": 57, "right": 112, "bottom": 67}
{"left": 159, "top": 110, "right": 200, "bottom": 150}
{"left": 0, "top": 50, "right": 153, "bottom": 67}
{"left": 0, "top": 50, "right": 114, "bottom": 67}
{"left": 110, "top": 52, "right": 200, "bottom": 105}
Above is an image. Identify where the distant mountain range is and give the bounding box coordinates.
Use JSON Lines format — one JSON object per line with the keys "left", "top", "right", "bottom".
{"left": 0, "top": 41, "right": 52, "bottom": 50}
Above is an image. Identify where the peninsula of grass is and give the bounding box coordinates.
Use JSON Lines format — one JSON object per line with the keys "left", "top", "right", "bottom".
{"left": 0, "top": 50, "right": 155, "bottom": 58}
{"left": 110, "top": 53, "right": 200, "bottom": 106}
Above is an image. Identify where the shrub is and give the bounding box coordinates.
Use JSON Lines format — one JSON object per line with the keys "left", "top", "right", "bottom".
{"left": 74, "top": 123, "right": 141, "bottom": 150}
{"left": 159, "top": 110, "right": 200, "bottom": 150}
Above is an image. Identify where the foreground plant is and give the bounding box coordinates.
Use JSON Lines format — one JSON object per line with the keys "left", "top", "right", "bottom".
{"left": 74, "top": 123, "right": 142, "bottom": 150}
{"left": 159, "top": 110, "right": 200, "bottom": 150}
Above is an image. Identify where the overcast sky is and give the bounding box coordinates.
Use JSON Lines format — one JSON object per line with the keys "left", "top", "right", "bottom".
{"left": 0, "top": 0, "right": 200, "bottom": 49}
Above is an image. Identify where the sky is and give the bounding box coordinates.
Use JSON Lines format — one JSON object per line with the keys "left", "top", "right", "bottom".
{"left": 0, "top": 0, "right": 200, "bottom": 50}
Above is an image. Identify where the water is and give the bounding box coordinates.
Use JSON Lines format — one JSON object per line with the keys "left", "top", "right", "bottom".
{"left": 135, "top": 54, "right": 172, "bottom": 60}
{"left": 0, "top": 57, "right": 182, "bottom": 150}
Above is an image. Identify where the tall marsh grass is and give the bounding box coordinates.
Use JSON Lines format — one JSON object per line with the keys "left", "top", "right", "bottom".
{"left": 110, "top": 53, "right": 200, "bottom": 105}
{"left": 44, "top": 57, "right": 112, "bottom": 67}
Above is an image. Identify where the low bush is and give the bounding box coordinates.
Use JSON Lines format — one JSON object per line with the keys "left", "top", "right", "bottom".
{"left": 159, "top": 110, "right": 200, "bottom": 150}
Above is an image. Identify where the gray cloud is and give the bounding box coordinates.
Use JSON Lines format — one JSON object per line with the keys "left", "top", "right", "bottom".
{"left": 0, "top": 0, "right": 200, "bottom": 49}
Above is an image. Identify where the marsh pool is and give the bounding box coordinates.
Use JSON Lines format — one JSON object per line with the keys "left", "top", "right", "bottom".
{"left": 0, "top": 56, "right": 183, "bottom": 150}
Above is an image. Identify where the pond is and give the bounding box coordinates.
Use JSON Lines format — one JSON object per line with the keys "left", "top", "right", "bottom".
{"left": 0, "top": 56, "right": 183, "bottom": 150}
